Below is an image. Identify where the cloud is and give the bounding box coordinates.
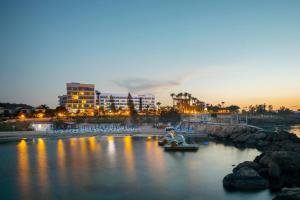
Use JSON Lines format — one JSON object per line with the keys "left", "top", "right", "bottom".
{"left": 113, "top": 75, "right": 191, "bottom": 92}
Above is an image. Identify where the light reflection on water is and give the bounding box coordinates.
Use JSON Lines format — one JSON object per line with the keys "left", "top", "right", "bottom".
{"left": 17, "top": 139, "right": 31, "bottom": 199}
{"left": 289, "top": 125, "right": 300, "bottom": 138}
{"left": 8, "top": 137, "right": 274, "bottom": 200}
{"left": 123, "top": 136, "right": 136, "bottom": 182}
{"left": 36, "top": 138, "right": 49, "bottom": 196}
{"left": 57, "top": 139, "right": 66, "bottom": 185}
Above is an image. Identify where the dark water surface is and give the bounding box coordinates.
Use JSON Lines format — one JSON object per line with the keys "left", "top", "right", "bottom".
{"left": 0, "top": 136, "right": 273, "bottom": 200}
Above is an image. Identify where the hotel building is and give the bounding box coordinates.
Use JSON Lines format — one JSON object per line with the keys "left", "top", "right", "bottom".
{"left": 98, "top": 93, "right": 155, "bottom": 111}
{"left": 64, "top": 83, "right": 95, "bottom": 114}
{"left": 58, "top": 83, "right": 156, "bottom": 114}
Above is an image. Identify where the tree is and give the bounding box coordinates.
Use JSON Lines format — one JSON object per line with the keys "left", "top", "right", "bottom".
{"left": 227, "top": 105, "right": 240, "bottom": 113}
{"left": 109, "top": 95, "right": 117, "bottom": 113}
{"left": 221, "top": 102, "right": 225, "bottom": 108}
{"left": 159, "top": 109, "right": 181, "bottom": 125}
{"left": 156, "top": 102, "right": 161, "bottom": 109}
{"left": 139, "top": 97, "right": 143, "bottom": 112}
{"left": 127, "top": 93, "right": 137, "bottom": 123}
{"left": 170, "top": 93, "right": 175, "bottom": 108}
{"left": 55, "top": 106, "right": 67, "bottom": 115}
{"left": 45, "top": 109, "right": 55, "bottom": 117}
{"left": 268, "top": 105, "right": 274, "bottom": 113}
{"left": 156, "top": 102, "right": 161, "bottom": 114}
{"left": 278, "top": 106, "right": 293, "bottom": 115}
{"left": 127, "top": 93, "right": 135, "bottom": 113}
{"left": 256, "top": 104, "right": 267, "bottom": 114}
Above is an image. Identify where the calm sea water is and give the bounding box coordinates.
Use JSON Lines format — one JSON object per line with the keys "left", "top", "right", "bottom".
{"left": 0, "top": 137, "right": 273, "bottom": 200}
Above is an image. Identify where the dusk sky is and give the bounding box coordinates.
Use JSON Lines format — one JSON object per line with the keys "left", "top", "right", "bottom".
{"left": 0, "top": 0, "right": 299, "bottom": 109}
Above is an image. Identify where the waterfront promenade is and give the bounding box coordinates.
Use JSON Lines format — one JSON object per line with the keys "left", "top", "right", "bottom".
{"left": 0, "top": 125, "right": 167, "bottom": 142}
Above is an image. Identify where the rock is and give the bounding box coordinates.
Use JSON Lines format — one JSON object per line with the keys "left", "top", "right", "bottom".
{"left": 258, "top": 151, "right": 300, "bottom": 187}
{"left": 234, "top": 133, "right": 252, "bottom": 143}
{"left": 268, "top": 161, "right": 282, "bottom": 190}
{"left": 257, "top": 140, "right": 269, "bottom": 147}
{"left": 258, "top": 168, "right": 269, "bottom": 178}
{"left": 254, "top": 132, "right": 267, "bottom": 140}
{"left": 273, "top": 188, "right": 300, "bottom": 200}
{"left": 233, "top": 161, "right": 261, "bottom": 173}
{"left": 223, "top": 166, "right": 269, "bottom": 190}
{"left": 268, "top": 161, "right": 281, "bottom": 178}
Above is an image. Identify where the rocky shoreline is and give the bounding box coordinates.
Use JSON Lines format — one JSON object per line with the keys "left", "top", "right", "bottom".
{"left": 208, "top": 126, "right": 300, "bottom": 200}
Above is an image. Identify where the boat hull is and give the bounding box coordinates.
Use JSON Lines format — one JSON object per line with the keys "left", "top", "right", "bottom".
{"left": 164, "top": 145, "right": 199, "bottom": 151}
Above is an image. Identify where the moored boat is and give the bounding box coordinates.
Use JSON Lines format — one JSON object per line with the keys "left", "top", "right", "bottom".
{"left": 164, "top": 143, "right": 199, "bottom": 151}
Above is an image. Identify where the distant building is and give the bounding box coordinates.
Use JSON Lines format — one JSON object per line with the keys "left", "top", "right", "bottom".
{"left": 0, "top": 107, "right": 4, "bottom": 115}
{"left": 58, "top": 95, "right": 67, "bottom": 107}
{"left": 98, "top": 93, "right": 155, "bottom": 111}
{"left": 0, "top": 103, "right": 33, "bottom": 115}
{"left": 65, "top": 83, "right": 95, "bottom": 114}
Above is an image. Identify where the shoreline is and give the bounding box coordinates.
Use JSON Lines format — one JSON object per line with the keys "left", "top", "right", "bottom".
{"left": 0, "top": 129, "right": 209, "bottom": 143}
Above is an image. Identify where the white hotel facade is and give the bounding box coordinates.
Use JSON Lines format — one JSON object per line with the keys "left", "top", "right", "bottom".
{"left": 59, "top": 83, "right": 156, "bottom": 113}
{"left": 99, "top": 93, "right": 156, "bottom": 111}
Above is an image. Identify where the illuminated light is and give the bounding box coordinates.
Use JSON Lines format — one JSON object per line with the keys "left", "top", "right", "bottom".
{"left": 107, "top": 136, "right": 114, "bottom": 141}
{"left": 72, "top": 95, "right": 79, "bottom": 100}
{"left": 82, "top": 100, "right": 86, "bottom": 104}
{"left": 147, "top": 136, "right": 152, "bottom": 140}
{"left": 19, "top": 114, "right": 26, "bottom": 120}
{"left": 37, "top": 113, "right": 44, "bottom": 118}
{"left": 80, "top": 92, "right": 84, "bottom": 95}
{"left": 58, "top": 113, "right": 65, "bottom": 117}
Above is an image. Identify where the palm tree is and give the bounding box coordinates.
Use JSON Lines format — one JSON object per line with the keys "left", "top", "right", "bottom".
{"left": 170, "top": 93, "right": 175, "bottom": 108}
{"left": 221, "top": 101, "right": 225, "bottom": 108}
{"left": 156, "top": 102, "right": 161, "bottom": 114}
{"left": 176, "top": 93, "right": 183, "bottom": 112}
{"left": 188, "top": 94, "right": 192, "bottom": 106}
{"left": 183, "top": 92, "right": 188, "bottom": 99}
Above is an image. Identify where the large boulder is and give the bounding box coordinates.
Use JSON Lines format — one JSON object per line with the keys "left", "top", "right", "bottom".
{"left": 273, "top": 188, "right": 300, "bottom": 200}
{"left": 223, "top": 166, "right": 269, "bottom": 190}
{"left": 258, "top": 151, "right": 300, "bottom": 187}
{"left": 254, "top": 132, "right": 267, "bottom": 140}
{"left": 233, "top": 161, "right": 261, "bottom": 173}
{"left": 234, "top": 133, "right": 252, "bottom": 143}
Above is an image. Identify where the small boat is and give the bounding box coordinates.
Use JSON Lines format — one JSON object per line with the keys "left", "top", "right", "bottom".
{"left": 164, "top": 144, "right": 199, "bottom": 151}
{"left": 158, "top": 131, "right": 175, "bottom": 146}
{"left": 164, "top": 126, "right": 175, "bottom": 132}
{"left": 163, "top": 134, "right": 199, "bottom": 151}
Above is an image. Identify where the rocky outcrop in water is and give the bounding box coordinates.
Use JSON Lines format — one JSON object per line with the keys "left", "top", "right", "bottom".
{"left": 218, "top": 131, "right": 300, "bottom": 189}
{"left": 223, "top": 166, "right": 269, "bottom": 190}
{"left": 189, "top": 122, "right": 300, "bottom": 199}
{"left": 273, "top": 188, "right": 300, "bottom": 200}
{"left": 180, "top": 121, "right": 300, "bottom": 198}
